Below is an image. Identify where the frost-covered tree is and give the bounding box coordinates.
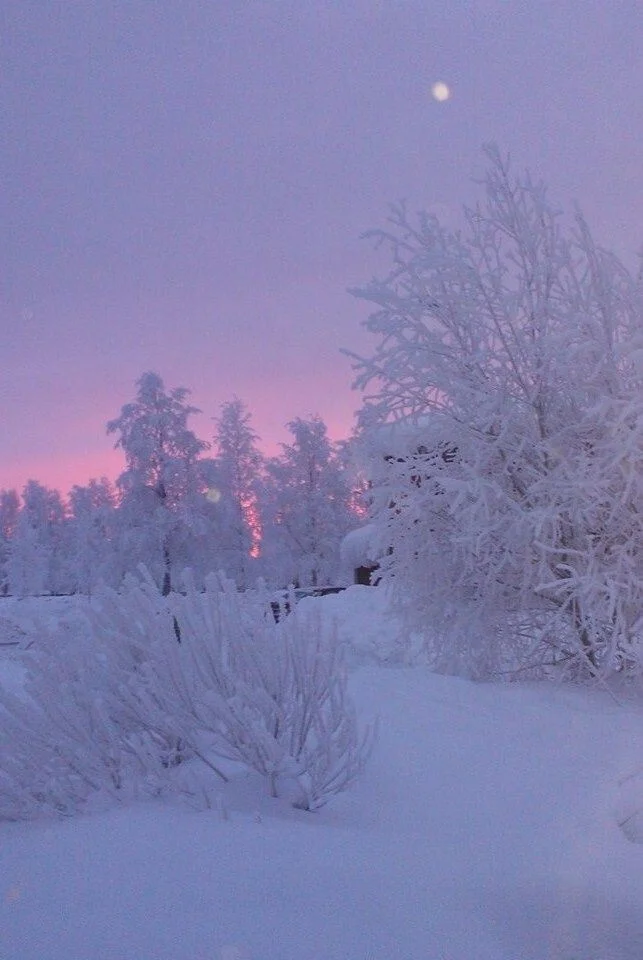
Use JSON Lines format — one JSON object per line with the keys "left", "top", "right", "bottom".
{"left": 67, "top": 478, "right": 119, "bottom": 592}
{"left": 0, "top": 490, "right": 19, "bottom": 595}
{"left": 7, "top": 481, "right": 69, "bottom": 596}
{"left": 337, "top": 435, "right": 371, "bottom": 522}
{"left": 350, "top": 146, "right": 643, "bottom": 679}
{"left": 107, "top": 372, "right": 210, "bottom": 594}
{"left": 265, "top": 417, "right": 354, "bottom": 588}
{"left": 212, "top": 398, "right": 264, "bottom": 587}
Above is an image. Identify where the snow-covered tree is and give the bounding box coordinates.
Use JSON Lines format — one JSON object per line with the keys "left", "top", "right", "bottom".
{"left": 265, "top": 417, "right": 355, "bottom": 588}
{"left": 0, "top": 490, "right": 19, "bottom": 595}
{"left": 349, "top": 146, "right": 643, "bottom": 679}
{"left": 212, "top": 398, "right": 264, "bottom": 587}
{"left": 7, "top": 481, "right": 69, "bottom": 596}
{"left": 107, "top": 372, "right": 210, "bottom": 594}
{"left": 67, "top": 478, "right": 119, "bottom": 592}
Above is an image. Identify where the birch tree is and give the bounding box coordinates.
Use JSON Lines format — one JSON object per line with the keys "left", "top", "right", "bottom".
{"left": 0, "top": 490, "right": 19, "bottom": 595}
{"left": 212, "top": 398, "right": 264, "bottom": 587}
{"left": 107, "top": 372, "right": 209, "bottom": 595}
{"left": 350, "top": 147, "right": 643, "bottom": 679}
{"left": 265, "top": 417, "right": 354, "bottom": 588}
{"left": 68, "top": 478, "right": 119, "bottom": 592}
{"left": 7, "top": 481, "right": 69, "bottom": 596}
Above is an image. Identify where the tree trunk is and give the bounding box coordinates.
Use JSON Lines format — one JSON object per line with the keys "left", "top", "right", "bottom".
{"left": 161, "top": 541, "right": 171, "bottom": 597}
{"left": 571, "top": 597, "right": 597, "bottom": 673}
{"left": 161, "top": 540, "right": 181, "bottom": 642}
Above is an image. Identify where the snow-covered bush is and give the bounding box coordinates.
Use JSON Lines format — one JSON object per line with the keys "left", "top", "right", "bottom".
{"left": 349, "top": 147, "right": 643, "bottom": 681}
{"left": 0, "top": 573, "right": 373, "bottom": 819}
{"left": 0, "top": 591, "right": 175, "bottom": 820}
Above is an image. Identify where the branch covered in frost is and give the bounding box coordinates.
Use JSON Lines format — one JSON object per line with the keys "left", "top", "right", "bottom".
{"left": 350, "top": 146, "right": 643, "bottom": 680}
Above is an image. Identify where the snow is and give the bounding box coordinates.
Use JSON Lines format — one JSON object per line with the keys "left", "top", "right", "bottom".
{"left": 339, "top": 523, "right": 378, "bottom": 572}
{"left": 2, "top": 589, "right": 643, "bottom": 958}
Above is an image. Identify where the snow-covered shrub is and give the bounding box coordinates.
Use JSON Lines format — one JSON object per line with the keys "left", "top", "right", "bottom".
{"left": 0, "top": 573, "right": 374, "bottom": 819}
{"left": 0, "top": 593, "right": 175, "bottom": 820}
{"left": 102, "top": 572, "right": 374, "bottom": 811}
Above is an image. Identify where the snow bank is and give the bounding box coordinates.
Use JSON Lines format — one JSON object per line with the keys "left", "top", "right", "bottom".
{"left": 296, "top": 584, "right": 423, "bottom": 663}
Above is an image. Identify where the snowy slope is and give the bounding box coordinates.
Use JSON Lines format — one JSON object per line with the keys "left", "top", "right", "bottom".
{"left": 1, "top": 588, "right": 643, "bottom": 959}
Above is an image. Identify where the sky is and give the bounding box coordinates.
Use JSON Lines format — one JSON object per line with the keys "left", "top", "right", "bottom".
{"left": 3, "top": 0, "right": 643, "bottom": 496}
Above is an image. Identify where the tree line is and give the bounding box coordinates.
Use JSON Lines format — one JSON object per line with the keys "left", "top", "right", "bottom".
{"left": 0, "top": 377, "right": 362, "bottom": 596}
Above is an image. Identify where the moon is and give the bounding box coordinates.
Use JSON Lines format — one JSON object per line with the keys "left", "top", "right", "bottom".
{"left": 431, "top": 81, "right": 451, "bottom": 102}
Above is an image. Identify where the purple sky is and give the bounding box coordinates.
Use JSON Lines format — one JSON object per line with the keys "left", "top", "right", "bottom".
{"left": 3, "top": 1, "right": 642, "bottom": 496}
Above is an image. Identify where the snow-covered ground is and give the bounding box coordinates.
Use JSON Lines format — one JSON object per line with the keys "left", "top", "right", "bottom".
{"left": 2, "top": 587, "right": 643, "bottom": 959}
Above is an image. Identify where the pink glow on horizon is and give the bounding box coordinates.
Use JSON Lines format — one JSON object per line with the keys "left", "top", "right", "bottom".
{"left": 1, "top": 448, "right": 124, "bottom": 500}
{"left": 1, "top": 407, "right": 357, "bottom": 500}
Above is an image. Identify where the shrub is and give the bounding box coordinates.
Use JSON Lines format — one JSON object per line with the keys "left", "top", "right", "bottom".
{"left": 0, "top": 573, "right": 374, "bottom": 819}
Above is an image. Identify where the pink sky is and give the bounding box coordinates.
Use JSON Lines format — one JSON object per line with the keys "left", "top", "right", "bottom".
{"left": 4, "top": 2, "right": 643, "bottom": 497}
